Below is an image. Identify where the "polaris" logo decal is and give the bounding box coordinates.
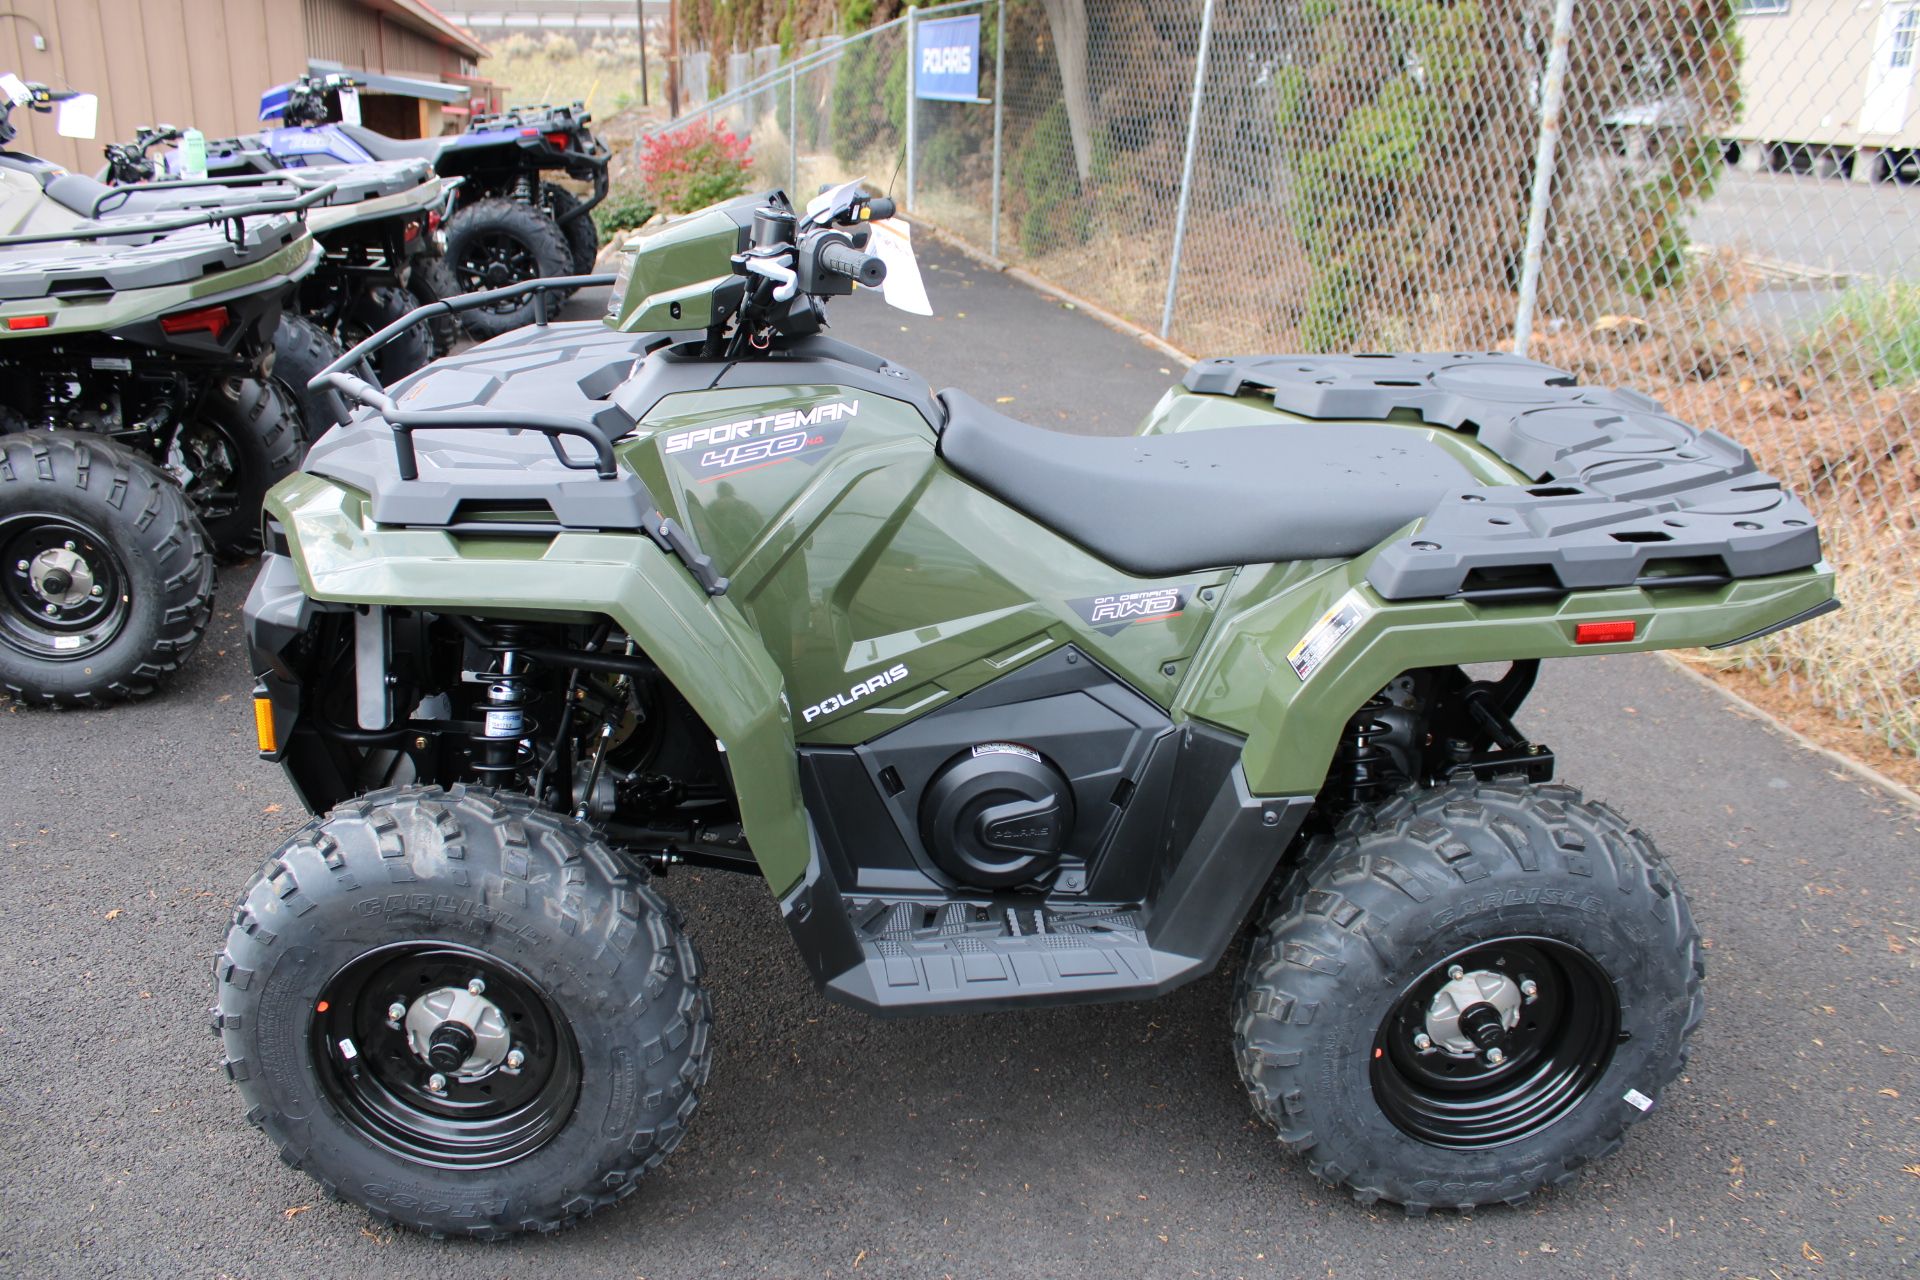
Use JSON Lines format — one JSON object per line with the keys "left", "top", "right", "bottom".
{"left": 803, "top": 662, "right": 909, "bottom": 723}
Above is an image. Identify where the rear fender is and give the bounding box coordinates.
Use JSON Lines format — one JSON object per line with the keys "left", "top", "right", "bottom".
{"left": 1179, "top": 550, "right": 1838, "bottom": 797}
{"left": 267, "top": 474, "right": 814, "bottom": 895}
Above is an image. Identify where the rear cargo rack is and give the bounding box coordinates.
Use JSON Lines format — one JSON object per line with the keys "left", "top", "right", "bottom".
{"left": 0, "top": 179, "right": 336, "bottom": 250}
{"left": 307, "top": 274, "right": 730, "bottom": 597}
{"left": 1184, "top": 352, "right": 1824, "bottom": 601}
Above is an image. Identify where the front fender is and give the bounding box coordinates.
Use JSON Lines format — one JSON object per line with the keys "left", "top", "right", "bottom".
{"left": 267, "top": 474, "right": 813, "bottom": 896}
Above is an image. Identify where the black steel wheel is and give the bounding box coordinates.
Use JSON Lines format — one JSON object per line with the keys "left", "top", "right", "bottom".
{"left": 0, "top": 431, "right": 212, "bottom": 705}
{"left": 1234, "top": 779, "right": 1702, "bottom": 1213}
{"left": 310, "top": 943, "right": 580, "bottom": 1170}
{"left": 215, "top": 784, "right": 711, "bottom": 1239}
{"left": 441, "top": 198, "right": 574, "bottom": 339}
{"left": 1370, "top": 938, "right": 1619, "bottom": 1150}
{"left": 0, "top": 513, "right": 130, "bottom": 663}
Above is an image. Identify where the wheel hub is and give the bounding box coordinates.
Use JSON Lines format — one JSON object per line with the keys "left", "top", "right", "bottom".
{"left": 27, "top": 546, "right": 95, "bottom": 608}
{"left": 1423, "top": 966, "right": 1524, "bottom": 1058}
{"left": 402, "top": 984, "right": 512, "bottom": 1080}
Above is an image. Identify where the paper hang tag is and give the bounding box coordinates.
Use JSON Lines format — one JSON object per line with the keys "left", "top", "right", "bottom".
{"left": 0, "top": 74, "right": 30, "bottom": 108}
{"left": 868, "top": 219, "right": 932, "bottom": 316}
{"left": 336, "top": 85, "right": 362, "bottom": 126}
{"left": 55, "top": 93, "right": 98, "bottom": 140}
{"left": 806, "top": 177, "right": 864, "bottom": 222}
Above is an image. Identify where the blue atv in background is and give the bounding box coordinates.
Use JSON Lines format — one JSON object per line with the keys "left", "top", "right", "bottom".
{"left": 196, "top": 74, "right": 609, "bottom": 337}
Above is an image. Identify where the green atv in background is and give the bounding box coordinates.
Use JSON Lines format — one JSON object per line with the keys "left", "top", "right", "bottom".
{"left": 0, "top": 77, "right": 324, "bottom": 705}
{"left": 221, "top": 184, "right": 1838, "bottom": 1237}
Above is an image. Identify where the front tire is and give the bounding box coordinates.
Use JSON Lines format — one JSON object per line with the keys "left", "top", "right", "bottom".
{"left": 166, "top": 376, "right": 305, "bottom": 562}
{"left": 214, "top": 784, "right": 712, "bottom": 1239}
{"left": 0, "top": 431, "right": 213, "bottom": 706}
{"left": 343, "top": 285, "right": 435, "bottom": 383}
{"left": 441, "top": 198, "right": 575, "bottom": 339}
{"left": 271, "top": 312, "right": 351, "bottom": 437}
{"left": 1233, "top": 779, "right": 1703, "bottom": 1213}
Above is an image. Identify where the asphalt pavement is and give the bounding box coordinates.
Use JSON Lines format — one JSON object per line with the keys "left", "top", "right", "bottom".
{"left": 2, "top": 241, "right": 1916, "bottom": 1278}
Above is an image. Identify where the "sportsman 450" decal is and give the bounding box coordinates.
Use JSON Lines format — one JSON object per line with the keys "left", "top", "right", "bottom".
{"left": 662, "top": 399, "right": 859, "bottom": 482}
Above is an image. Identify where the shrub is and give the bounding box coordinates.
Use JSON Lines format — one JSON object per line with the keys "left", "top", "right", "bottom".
{"left": 1815, "top": 282, "right": 1920, "bottom": 387}
{"left": 640, "top": 120, "right": 753, "bottom": 214}
{"left": 593, "top": 186, "right": 658, "bottom": 238}
{"left": 499, "top": 32, "right": 541, "bottom": 60}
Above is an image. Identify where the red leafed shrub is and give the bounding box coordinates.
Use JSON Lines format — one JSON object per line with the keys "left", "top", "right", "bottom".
{"left": 639, "top": 120, "right": 752, "bottom": 215}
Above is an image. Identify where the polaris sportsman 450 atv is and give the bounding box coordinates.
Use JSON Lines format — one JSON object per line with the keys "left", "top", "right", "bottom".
{"left": 0, "top": 76, "right": 335, "bottom": 706}
{"left": 223, "top": 184, "right": 1838, "bottom": 1237}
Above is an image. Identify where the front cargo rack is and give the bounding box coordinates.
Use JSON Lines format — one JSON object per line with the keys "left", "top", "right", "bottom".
{"left": 306, "top": 273, "right": 729, "bottom": 597}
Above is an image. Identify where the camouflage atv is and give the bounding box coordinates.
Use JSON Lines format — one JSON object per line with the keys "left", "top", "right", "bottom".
{"left": 221, "top": 184, "right": 1837, "bottom": 1236}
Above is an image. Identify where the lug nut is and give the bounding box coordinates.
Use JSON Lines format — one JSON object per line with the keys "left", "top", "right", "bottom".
{"left": 386, "top": 1001, "right": 406, "bottom": 1025}
{"left": 14, "top": 559, "right": 27, "bottom": 572}
{"left": 89, "top": 584, "right": 102, "bottom": 597}
{"left": 1485, "top": 1047, "right": 1506, "bottom": 1066}
{"left": 427, "top": 1072, "right": 448, "bottom": 1094}
{"left": 1520, "top": 978, "right": 1539, "bottom": 1002}
{"left": 42, "top": 603, "right": 57, "bottom": 616}
{"left": 62, "top": 540, "right": 75, "bottom": 551}
{"left": 467, "top": 977, "right": 486, "bottom": 995}
{"left": 1446, "top": 964, "right": 1465, "bottom": 981}
{"left": 505, "top": 1047, "right": 526, "bottom": 1070}
{"left": 1412, "top": 1032, "right": 1433, "bottom": 1051}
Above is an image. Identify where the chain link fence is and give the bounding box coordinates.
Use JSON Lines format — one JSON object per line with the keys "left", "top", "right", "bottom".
{"left": 653, "top": 0, "right": 1920, "bottom": 763}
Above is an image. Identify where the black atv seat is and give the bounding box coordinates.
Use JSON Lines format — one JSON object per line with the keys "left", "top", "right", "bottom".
{"left": 338, "top": 125, "right": 447, "bottom": 164}
{"left": 936, "top": 389, "right": 1472, "bottom": 575}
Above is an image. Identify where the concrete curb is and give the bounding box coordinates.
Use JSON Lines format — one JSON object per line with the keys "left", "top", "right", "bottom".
{"left": 908, "top": 209, "right": 1920, "bottom": 815}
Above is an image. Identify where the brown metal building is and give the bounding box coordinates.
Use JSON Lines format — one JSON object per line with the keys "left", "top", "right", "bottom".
{"left": 1, "top": 0, "right": 496, "bottom": 173}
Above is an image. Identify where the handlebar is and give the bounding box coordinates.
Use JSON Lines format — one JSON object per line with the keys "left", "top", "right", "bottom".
{"left": 819, "top": 241, "right": 886, "bottom": 288}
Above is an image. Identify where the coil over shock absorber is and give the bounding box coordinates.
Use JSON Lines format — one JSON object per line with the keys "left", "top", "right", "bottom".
{"left": 471, "top": 645, "right": 534, "bottom": 779}
{"left": 1337, "top": 694, "right": 1396, "bottom": 808}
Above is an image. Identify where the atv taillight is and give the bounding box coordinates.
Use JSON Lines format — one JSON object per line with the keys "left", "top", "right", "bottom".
{"left": 6, "top": 314, "right": 49, "bottom": 330}
{"left": 159, "top": 304, "right": 230, "bottom": 338}
{"left": 1575, "top": 620, "right": 1637, "bottom": 645}
{"left": 544, "top": 131, "right": 570, "bottom": 148}
{"left": 404, "top": 219, "right": 421, "bottom": 243}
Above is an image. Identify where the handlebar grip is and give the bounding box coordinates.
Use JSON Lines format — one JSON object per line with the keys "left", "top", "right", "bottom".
{"left": 865, "top": 196, "right": 896, "bottom": 221}
{"left": 820, "top": 242, "right": 886, "bottom": 287}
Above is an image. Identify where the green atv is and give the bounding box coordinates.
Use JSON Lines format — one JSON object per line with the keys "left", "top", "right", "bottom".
{"left": 0, "top": 78, "right": 330, "bottom": 705}
{"left": 221, "top": 185, "right": 1837, "bottom": 1237}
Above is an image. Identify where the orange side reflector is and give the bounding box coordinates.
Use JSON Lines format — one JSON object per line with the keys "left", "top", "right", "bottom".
{"left": 253, "top": 695, "right": 278, "bottom": 754}
{"left": 1575, "top": 620, "right": 1637, "bottom": 645}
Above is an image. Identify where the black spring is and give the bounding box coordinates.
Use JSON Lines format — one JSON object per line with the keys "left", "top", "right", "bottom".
{"left": 1338, "top": 695, "right": 1395, "bottom": 807}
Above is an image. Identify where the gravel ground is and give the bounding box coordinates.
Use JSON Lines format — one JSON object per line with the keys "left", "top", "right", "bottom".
{"left": 1, "top": 242, "right": 1915, "bottom": 1278}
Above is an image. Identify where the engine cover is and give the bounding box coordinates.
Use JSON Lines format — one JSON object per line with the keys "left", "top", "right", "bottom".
{"left": 919, "top": 743, "right": 1075, "bottom": 889}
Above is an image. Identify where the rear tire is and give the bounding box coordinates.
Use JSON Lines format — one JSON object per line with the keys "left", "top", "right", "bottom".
{"left": 543, "top": 184, "right": 600, "bottom": 275}
{"left": 0, "top": 431, "right": 213, "bottom": 706}
{"left": 168, "top": 376, "right": 304, "bottom": 562}
{"left": 441, "top": 198, "right": 574, "bottom": 339}
{"left": 343, "top": 285, "right": 435, "bottom": 383}
{"left": 271, "top": 312, "right": 351, "bottom": 437}
{"left": 1233, "top": 779, "right": 1703, "bottom": 1213}
{"left": 214, "top": 784, "right": 712, "bottom": 1239}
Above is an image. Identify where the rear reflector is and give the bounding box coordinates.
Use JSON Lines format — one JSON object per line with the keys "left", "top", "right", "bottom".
{"left": 6, "top": 314, "right": 50, "bottom": 330}
{"left": 253, "top": 695, "right": 278, "bottom": 754}
{"left": 1575, "top": 620, "right": 1637, "bottom": 645}
{"left": 159, "top": 304, "right": 230, "bottom": 338}
{"left": 545, "top": 131, "right": 570, "bottom": 148}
